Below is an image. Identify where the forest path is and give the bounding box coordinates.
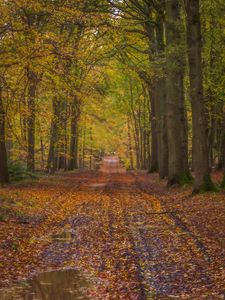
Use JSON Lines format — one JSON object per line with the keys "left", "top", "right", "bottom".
{"left": 0, "top": 171, "right": 224, "bottom": 299}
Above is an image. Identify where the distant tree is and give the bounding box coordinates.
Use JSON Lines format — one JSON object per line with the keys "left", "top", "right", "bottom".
{"left": 0, "top": 84, "right": 9, "bottom": 184}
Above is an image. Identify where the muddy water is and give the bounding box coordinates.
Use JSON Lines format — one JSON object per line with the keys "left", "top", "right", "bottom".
{"left": 51, "top": 230, "right": 76, "bottom": 242}
{"left": 0, "top": 269, "right": 90, "bottom": 300}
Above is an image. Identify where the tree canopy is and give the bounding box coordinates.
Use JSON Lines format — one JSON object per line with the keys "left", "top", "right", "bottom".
{"left": 0, "top": 0, "right": 224, "bottom": 191}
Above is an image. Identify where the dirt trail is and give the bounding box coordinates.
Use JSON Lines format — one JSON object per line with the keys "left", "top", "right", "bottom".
{"left": 0, "top": 171, "right": 224, "bottom": 299}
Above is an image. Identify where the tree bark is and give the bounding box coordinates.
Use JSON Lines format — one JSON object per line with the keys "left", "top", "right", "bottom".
{"left": 40, "top": 136, "right": 45, "bottom": 170}
{"left": 156, "top": 79, "right": 168, "bottom": 178}
{"left": 165, "top": 0, "right": 187, "bottom": 185}
{"left": 68, "top": 99, "right": 80, "bottom": 170}
{"left": 178, "top": 72, "right": 190, "bottom": 173}
{"left": 58, "top": 100, "right": 67, "bottom": 170}
{"left": 129, "top": 80, "right": 141, "bottom": 169}
{"left": 218, "top": 124, "right": 225, "bottom": 170}
{"left": 221, "top": 109, "right": 225, "bottom": 188}
{"left": 143, "top": 12, "right": 159, "bottom": 173}
{"left": 81, "top": 127, "right": 86, "bottom": 169}
{"left": 127, "top": 116, "right": 134, "bottom": 170}
{"left": 47, "top": 97, "right": 60, "bottom": 173}
{"left": 27, "top": 68, "right": 38, "bottom": 172}
{"left": 0, "top": 85, "right": 9, "bottom": 184}
{"left": 148, "top": 83, "right": 158, "bottom": 172}
{"left": 155, "top": 12, "right": 168, "bottom": 178}
{"left": 185, "top": 0, "right": 214, "bottom": 191}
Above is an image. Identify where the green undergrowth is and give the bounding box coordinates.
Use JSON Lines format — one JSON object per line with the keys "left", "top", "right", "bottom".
{"left": 167, "top": 171, "right": 193, "bottom": 187}
{"left": 178, "top": 171, "right": 193, "bottom": 186}
{"left": 220, "top": 175, "right": 225, "bottom": 189}
{"left": 148, "top": 166, "right": 158, "bottom": 173}
{"left": 194, "top": 175, "right": 219, "bottom": 194}
{"left": 8, "top": 161, "right": 39, "bottom": 182}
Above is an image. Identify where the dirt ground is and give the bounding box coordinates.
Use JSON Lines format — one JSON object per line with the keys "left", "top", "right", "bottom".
{"left": 0, "top": 171, "right": 224, "bottom": 299}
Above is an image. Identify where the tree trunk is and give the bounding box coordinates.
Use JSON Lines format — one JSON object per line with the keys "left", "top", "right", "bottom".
{"left": 156, "top": 79, "right": 168, "bottom": 178}
{"left": 68, "top": 100, "right": 79, "bottom": 170}
{"left": 221, "top": 109, "right": 225, "bottom": 188}
{"left": 218, "top": 126, "right": 225, "bottom": 170}
{"left": 133, "top": 127, "right": 140, "bottom": 169}
{"left": 0, "top": 85, "right": 9, "bottom": 184}
{"left": 58, "top": 100, "right": 67, "bottom": 170}
{"left": 27, "top": 69, "right": 37, "bottom": 172}
{"left": 148, "top": 83, "right": 158, "bottom": 172}
{"left": 47, "top": 97, "right": 60, "bottom": 173}
{"left": 155, "top": 13, "right": 168, "bottom": 178}
{"left": 129, "top": 80, "right": 141, "bottom": 169}
{"left": 81, "top": 126, "right": 86, "bottom": 169}
{"left": 178, "top": 72, "right": 190, "bottom": 174}
{"left": 142, "top": 92, "right": 148, "bottom": 169}
{"left": 127, "top": 116, "right": 134, "bottom": 170}
{"left": 143, "top": 14, "right": 159, "bottom": 173}
{"left": 165, "top": 0, "right": 187, "bottom": 185}
{"left": 185, "top": 0, "right": 214, "bottom": 191}
{"left": 89, "top": 127, "right": 93, "bottom": 170}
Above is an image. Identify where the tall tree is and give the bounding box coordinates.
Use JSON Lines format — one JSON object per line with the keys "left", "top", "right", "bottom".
{"left": 221, "top": 109, "right": 225, "bottom": 188}
{"left": 27, "top": 68, "right": 38, "bottom": 172}
{"left": 68, "top": 98, "right": 80, "bottom": 170}
{"left": 155, "top": 6, "right": 168, "bottom": 178}
{"left": 47, "top": 97, "right": 61, "bottom": 173}
{"left": 185, "top": 0, "right": 214, "bottom": 191}
{"left": 0, "top": 84, "right": 9, "bottom": 184}
{"left": 165, "top": 0, "right": 189, "bottom": 185}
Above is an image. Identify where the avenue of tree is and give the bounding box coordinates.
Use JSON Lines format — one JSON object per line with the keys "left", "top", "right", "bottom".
{"left": 0, "top": 0, "right": 224, "bottom": 192}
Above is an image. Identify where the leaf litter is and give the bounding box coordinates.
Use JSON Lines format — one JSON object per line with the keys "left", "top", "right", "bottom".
{"left": 0, "top": 171, "right": 224, "bottom": 299}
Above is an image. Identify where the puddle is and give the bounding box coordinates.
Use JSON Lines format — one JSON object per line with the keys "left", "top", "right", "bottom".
{"left": 51, "top": 231, "right": 76, "bottom": 242}
{"left": 89, "top": 183, "right": 107, "bottom": 188}
{"left": 0, "top": 269, "right": 90, "bottom": 300}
